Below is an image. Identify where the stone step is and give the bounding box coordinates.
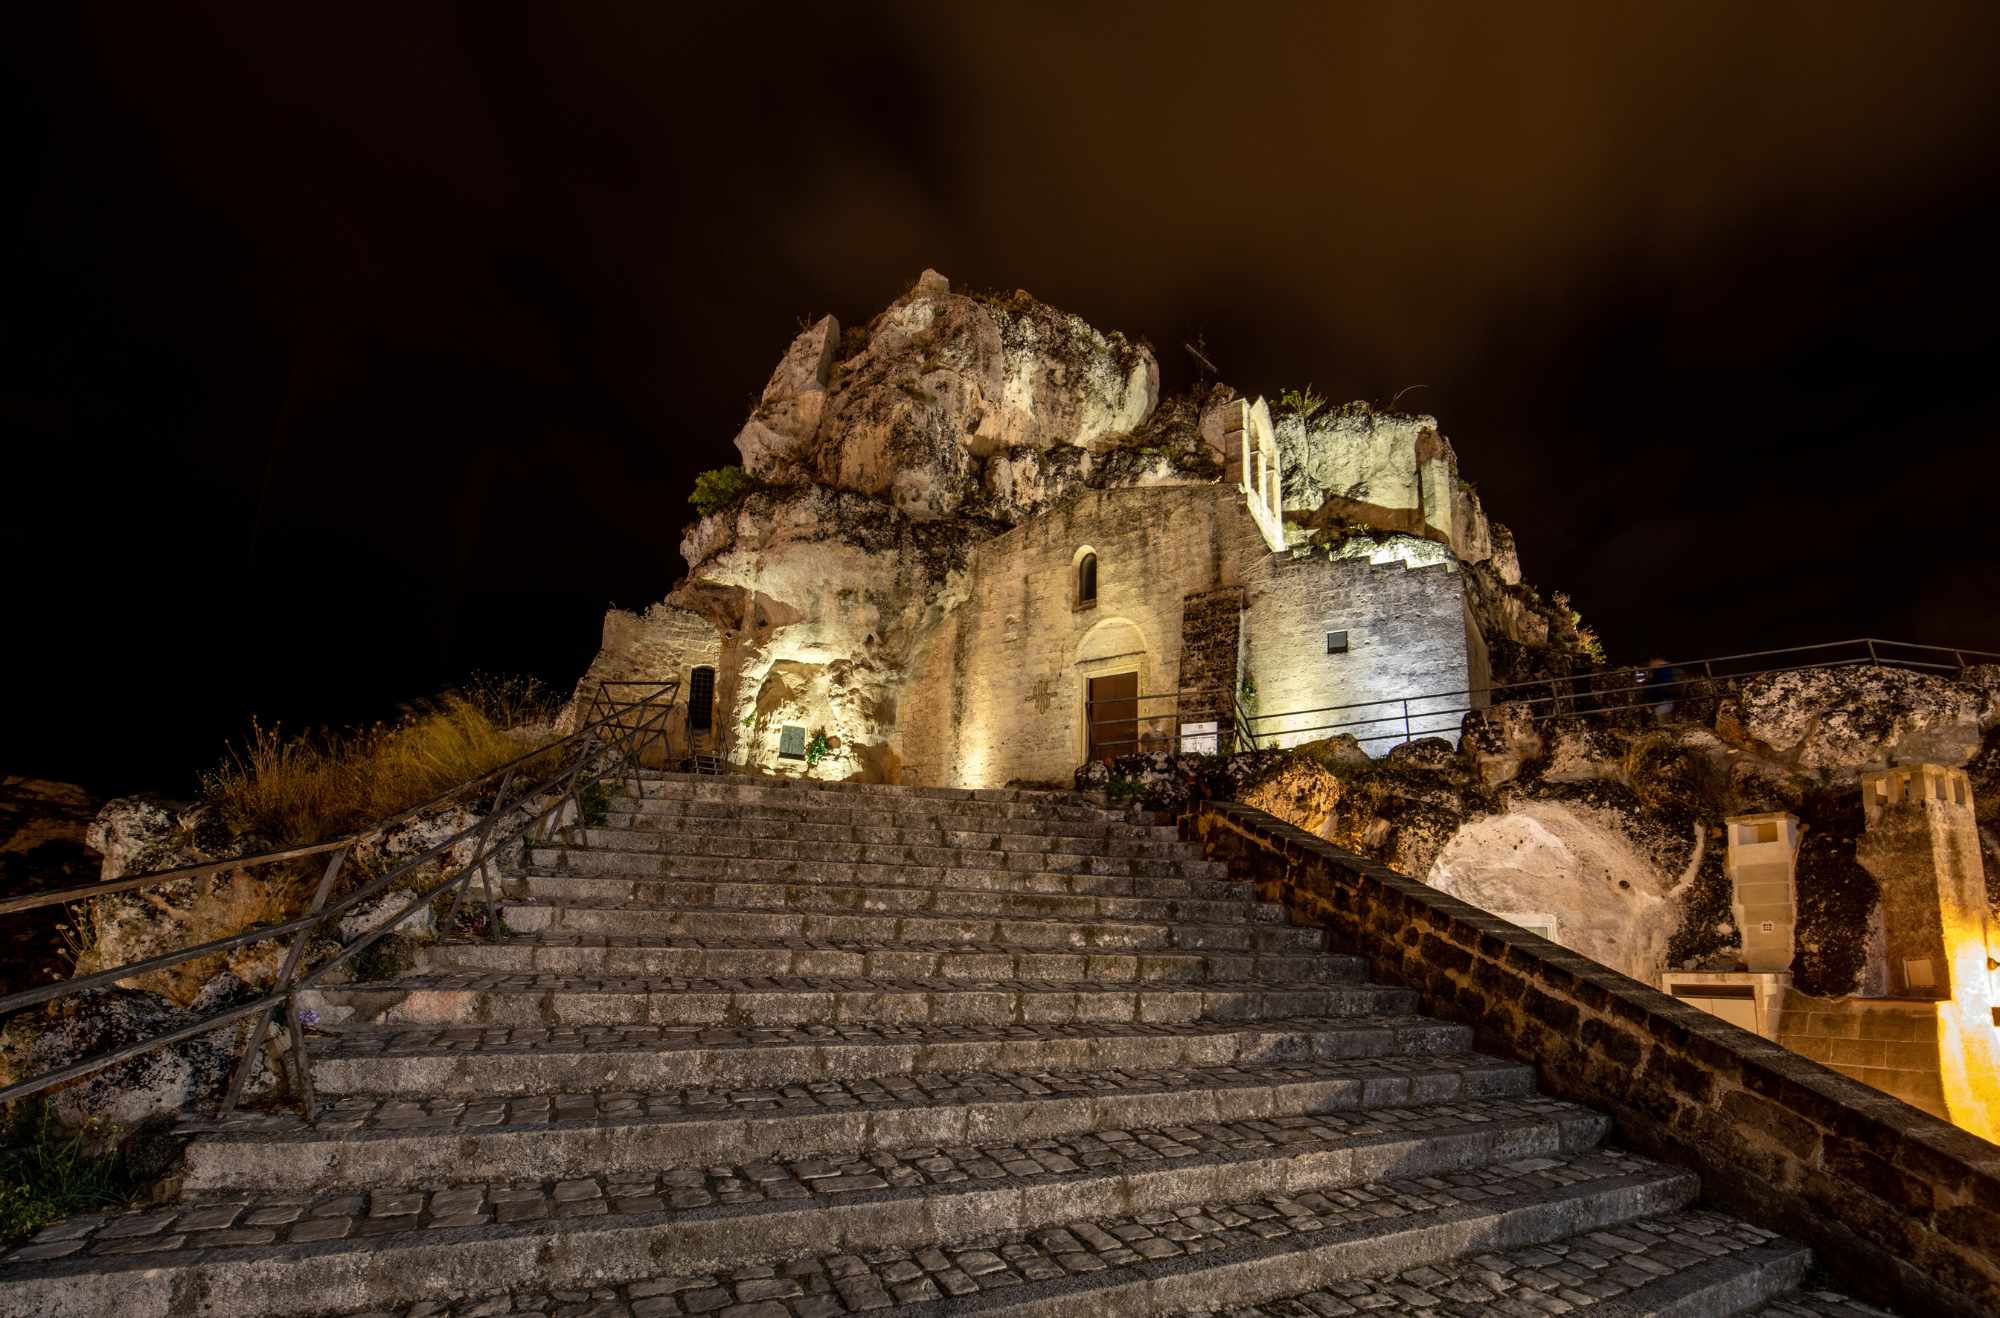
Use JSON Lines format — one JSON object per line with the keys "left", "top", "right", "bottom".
{"left": 616, "top": 796, "right": 1168, "bottom": 836}
{"left": 305, "top": 1013, "right": 1479, "bottom": 1097}
{"left": 1752, "top": 1291, "right": 1902, "bottom": 1316}
{"left": 635, "top": 771, "right": 1107, "bottom": 809}
{"left": 420, "top": 936, "right": 1351, "bottom": 984}
{"left": 0, "top": 1103, "right": 1628, "bottom": 1317}
{"left": 552, "top": 829, "right": 1232, "bottom": 880}
{"left": 623, "top": 788, "right": 1142, "bottom": 827}
{"left": 302, "top": 974, "right": 1419, "bottom": 1029}
{"left": 340, "top": 1190, "right": 1802, "bottom": 1318}
{"left": 504, "top": 872, "right": 1286, "bottom": 926}
{"left": 600, "top": 808, "right": 1192, "bottom": 860}
{"left": 1173, "top": 1209, "right": 1811, "bottom": 1316}
{"left": 497, "top": 896, "right": 1317, "bottom": 951}
{"left": 180, "top": 1054, "right": 1538, "bottom": 1193}
{"left": 526, "top": 846, "right": 1244, "bottom": 900}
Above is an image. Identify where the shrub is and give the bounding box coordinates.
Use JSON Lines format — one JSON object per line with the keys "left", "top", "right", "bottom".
{"left": 689, "top": 466, "right": 757, "bottom": 517}
{"left": 0, "top": 1102, "right": 138, "bottom": 1242}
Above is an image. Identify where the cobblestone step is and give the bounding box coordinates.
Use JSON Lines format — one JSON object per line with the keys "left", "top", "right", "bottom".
{"left": 504, "top": 873, "right": 1286, "bottom": 926}
{"left": 1166, "top": 1207, "right": 1810, "bottom": 1317}
{"left": 552, "top": 829, "right": 1232, "bottom": 881}
{"left": 527, "top": 848, "right": 1244, "bottom": 899}
{"left": 634, "top": 773, "right": 1108, "bottom": 809}
{"left": 605, "top": 806, "right": 1183, "bottom": 850}
{"left": 618, "top": 795, "right": 1164, "bottom": 833}
{"left": 0, "top": 1105, "right": 1625, "bottom": 1318}
{"left": 305, "top": 1015, "right": 1480, "bottom": 1097}
{"left": 1752, "top": 1291, "right": 1902, "bottom": 1317}
{"left": 418, "top": 937, "right": 1355, "bottom": 984}
{"left": 495, "top": 897, "right": 1316, "bottom": 951}
{"left": 303, "top": 975, "right": 1419, "bottom": 1030}
{"left": 316, "top": 1190, "right": 1810, "bottom": 1318}
{"left": 597, "top": 812, "right": 1196, "bottom": 860}
{"left": 180, "top": 1055, "right": 1538, "bottom": 1193}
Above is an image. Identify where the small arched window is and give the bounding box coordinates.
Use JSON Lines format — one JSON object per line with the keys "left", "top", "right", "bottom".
{"left": 1076, "top": 552, "right": 1098, "bottom": 606}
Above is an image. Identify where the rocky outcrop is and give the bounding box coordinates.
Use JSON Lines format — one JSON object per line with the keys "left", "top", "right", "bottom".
{"left": 0, "top": 776, "right": 101, "bottom": 998}
{"left": 733, "top": 271, "right": 1160, "bottom": 520}
{"left": 1719, "top": 664, "right": 1989, "bottom": 777}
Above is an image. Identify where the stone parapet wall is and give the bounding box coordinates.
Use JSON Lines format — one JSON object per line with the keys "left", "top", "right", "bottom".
{"left": 1186, "top": 800, "right": 2000, "bottom": 1318}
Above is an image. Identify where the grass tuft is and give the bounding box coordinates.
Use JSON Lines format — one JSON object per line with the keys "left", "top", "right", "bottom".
{"left": 0, "top": 1102, "right": 138, "bottom": 1242}
{"left": 202, "top": 677, "right": 559, "bottom": 849}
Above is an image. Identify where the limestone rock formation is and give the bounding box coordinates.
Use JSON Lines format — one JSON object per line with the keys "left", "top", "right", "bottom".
{"left": 732, "top": 270, "right": 1160, "bottom": 519}
{"left": 1719, "top": 664, "right": 1989, "bottom": 776}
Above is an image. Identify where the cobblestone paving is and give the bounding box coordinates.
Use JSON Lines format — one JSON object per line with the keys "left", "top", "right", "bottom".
{"left": 1177, "top": 1209, "right": 1786, "bottom": 1315}
{"left": 499, "top": 887, "right": 1282, "bottom": 927}
{"left": 189, "top": 1054, "right": 1526, "bottom": 1137}
{"left": 492, "top": 901, "right": 1313, "bottom": 946}
{"left": 421, "top": 936, "right": 1343, "bottom": 982}
{"left": 309, "top": 1012, "right": 1463, "bottom": 1060}
{"left": 314, "top": 973, "right": 1390, "bottom": 998}
{"left": 7, "top": 1099, "right": 1589, "bottom": 1264}
{"left": 531, "top": 850, "right": 1237, "bottom": 894}
{"left": 308, "top": 1153, "right": 1665, "bottom": 1317}
{"left": 562, "top": 831, "right": 1213, "bottom": 871}
{"left": 604, "top": 816, "right": 1191, "bottom": 856}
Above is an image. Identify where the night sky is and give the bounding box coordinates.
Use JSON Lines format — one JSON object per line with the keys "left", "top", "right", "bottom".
{"left": 7, "top": 3, "right": 1999, "bottom": 796}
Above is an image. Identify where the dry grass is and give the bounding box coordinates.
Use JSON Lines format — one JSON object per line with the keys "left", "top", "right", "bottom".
{"left": 203, "top": 677, "right": 560, "bottom": 849}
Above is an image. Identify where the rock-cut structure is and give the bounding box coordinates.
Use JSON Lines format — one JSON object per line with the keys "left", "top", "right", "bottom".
{"left": 0, "top": 772, "right": 1893, "bottom": 1316}
{"left": 571, "top": 271, "right": 1588, "bottom": 789}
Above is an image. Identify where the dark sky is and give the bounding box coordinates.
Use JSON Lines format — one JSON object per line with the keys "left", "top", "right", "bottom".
{"left": 7, "top": 2, "right": 1999, "bottom": 795}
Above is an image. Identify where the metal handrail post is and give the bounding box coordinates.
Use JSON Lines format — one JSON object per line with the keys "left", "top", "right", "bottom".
{"left": 218, "top": 842, "right": 350, "bottom": 1116}
{"left": 468, "top": 767, "right": 519, "bottom": 943}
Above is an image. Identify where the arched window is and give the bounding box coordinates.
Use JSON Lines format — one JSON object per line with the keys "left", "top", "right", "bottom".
{"left": 1076, "top": 552, "right": 1098, "bottom": 606}
{"left": 688, "top": 666, "right": 716, "bottom": 733}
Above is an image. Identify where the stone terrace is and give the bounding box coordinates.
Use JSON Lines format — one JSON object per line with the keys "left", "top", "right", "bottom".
{"left": 0, "top": 774, "right": 1896, "bottom": 1317}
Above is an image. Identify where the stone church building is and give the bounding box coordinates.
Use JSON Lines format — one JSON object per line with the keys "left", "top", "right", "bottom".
{"left": 571, "top": 272, "right": 1556, "bottom": 788}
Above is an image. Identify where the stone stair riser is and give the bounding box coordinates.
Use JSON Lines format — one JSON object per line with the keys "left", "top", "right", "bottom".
{"left": 632, "top": 775, "right": 1110, "bottom": 808}
{"left": 308, "top": 1018, "right": 1480, "bottom": 1097}
{"left": 13, "top": 1115, "right": 1619, "bottom": 1318}
{"left": 304, "top": 984, "right": 1420, "bottom": 1030}
{"left": 498, "top": 903, "right": 1317, "bottom": 951}
{"left": 598, "top": 815, "right": 1193, "bottom": 859}
{"left": 527, "top": 849, "right": 1241, "bottom": 898}
{"left": 183, "top": 1063, "right": 1538, "bottom": 1193}
{"left": 505, "top": 876, "right": 1283, "bottom": 926}
{"left": 550, "top": 834, "right": 1231, "bottom": 881}
{"left": 618, "top": 798, "right": 1161, "bottom": 833}
{"left": 417, "top": 944, "right": 1356, "bottom": 984}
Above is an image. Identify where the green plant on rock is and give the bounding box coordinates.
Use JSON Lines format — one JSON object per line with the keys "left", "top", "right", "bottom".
{"left": 576, "top": 779, "right": 615, "bottom": 828}
{"left": 804, "top": 733, "right": 830, "bottom": 769}
{"left": 0, "top": 1102, "right": 139, "bottom": 1243}
{"left": 1276, "top": 385, "right": 1326, "bottom": 422}
{"left": 689, "top": 466, "right": 758, "bottom": 517}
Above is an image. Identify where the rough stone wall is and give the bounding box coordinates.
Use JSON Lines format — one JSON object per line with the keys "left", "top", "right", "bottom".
{"left": 563, "top": 603, "right": 725, "bottom": 759}
{"left": 1175, "top": 588, "right": 1244, "bottom": 742}
{"left": 1241, "top": 556, "right": 1477, "bottom": 750}
{"left": 1189, "top": 800, "right": 2000, "bottom": 1318}
{"left": 1776, "top": 993, "right": 1949, "bottom": 1120}
{"left": 900, "top": 485, "right": 1263, "bottom": 787}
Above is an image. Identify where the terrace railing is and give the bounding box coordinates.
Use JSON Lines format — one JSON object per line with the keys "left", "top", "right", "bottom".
{"left": 0, "top": 679, "right": 679, "bottom": 1120}
{"left": 1236, "top": 637, "right": 1998, "bottom": 753}
{"left": 1077, "top": 638, "right": 1995, "bottom": 762}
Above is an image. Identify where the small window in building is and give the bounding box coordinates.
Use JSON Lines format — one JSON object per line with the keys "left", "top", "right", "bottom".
{"left": 1325, "top": 630, "right": 1349, "bottom": 655}
{"left": 778, "top": 725, "right": 807, "bottom": 760}
{"left": 688, "top": 666, "right": 716, "bottom": 733}
{"left": 1904, "top": 957, "right": 1937, "bottom": 991}
{"left": 1077, "top": 552, "right": 1098, "bottom": 606}
{"left": 1955, "top": 779, "right": 1969, "bottom": 806}
{"left": 1738, "top": 821, "right": 1778, "bottom": 846}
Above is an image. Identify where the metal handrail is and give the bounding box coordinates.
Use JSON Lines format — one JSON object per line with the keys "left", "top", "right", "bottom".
{"left": 1235, "top": 636, "right": 1995, "bottom": 752}
{"left": 0, "top": 679, "right": 681, "bottom": 1118}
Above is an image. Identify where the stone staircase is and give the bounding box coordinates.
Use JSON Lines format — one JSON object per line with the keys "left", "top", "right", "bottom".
{"left": 0, "top": 774, "right": 1896, "bottom": 1318}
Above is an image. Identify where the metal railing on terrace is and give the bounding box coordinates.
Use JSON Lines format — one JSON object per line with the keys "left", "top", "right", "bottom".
{"left": 1084, "top": 638, "right": 1997, "bottom": 761}
{"left": 0, "top": 679, "right": 680, "bottom": 1119}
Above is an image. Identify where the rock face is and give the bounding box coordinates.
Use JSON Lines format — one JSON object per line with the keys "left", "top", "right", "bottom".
{"left": 732, "top": 271, "right": 1160, "bottom": 520}
{"left": 1720, "top": 664, "right": 1988, "bottom": 777}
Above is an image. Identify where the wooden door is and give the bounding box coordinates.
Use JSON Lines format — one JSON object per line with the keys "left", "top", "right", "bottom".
{"left": 1087, "top": 672, "right": 1139, "bottom": 762}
